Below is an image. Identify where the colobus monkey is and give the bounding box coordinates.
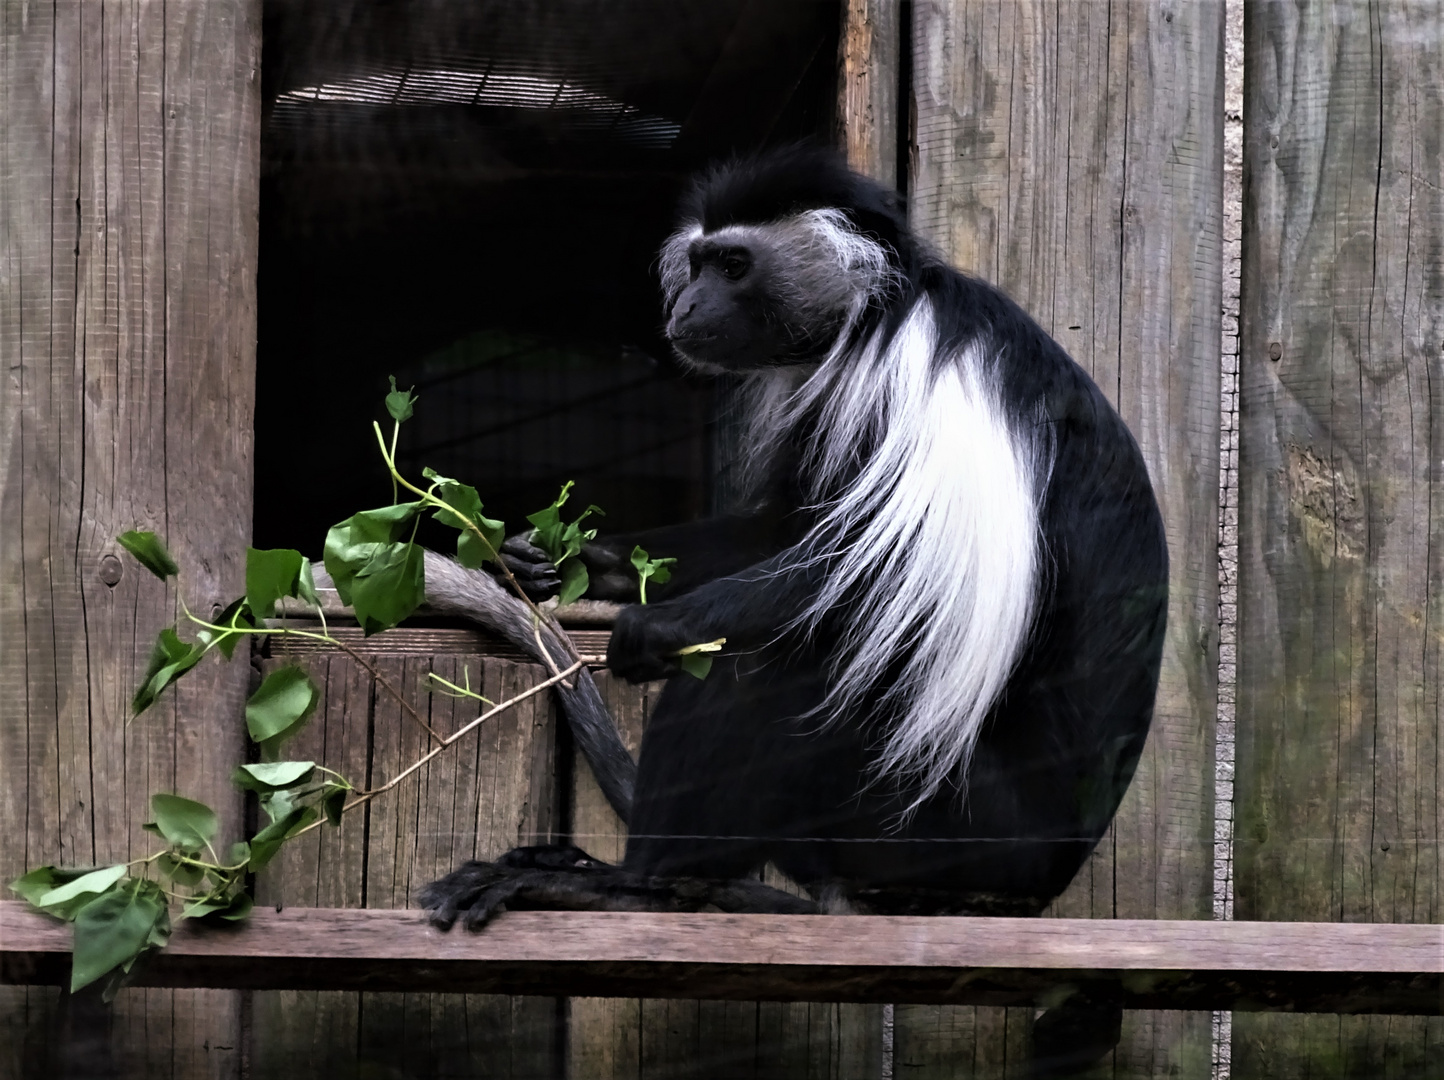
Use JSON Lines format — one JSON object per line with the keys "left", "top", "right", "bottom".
{"left": 420, "top": 146, "right": 1166, "bottom": 1071}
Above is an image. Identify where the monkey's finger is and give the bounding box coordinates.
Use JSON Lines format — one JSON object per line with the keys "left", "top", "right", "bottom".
{"left": 501, "top": 535, "right": 551, "bottom": 563}
{"left": 502, "top": 555, "right": 560, "bottom": 584}
{"left": 462, "top": 881, "right": 523, "bottom": 931}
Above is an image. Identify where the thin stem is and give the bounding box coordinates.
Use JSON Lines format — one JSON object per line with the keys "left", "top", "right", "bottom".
{"left": 323, "top": 635, "right": 445, "bottom": 744}
{"left": 287, "top": 659, "right": 586, "bottom": 842}
{"left": 370, "top": 422, "right": 548, "bottom": 623}
{"left": 389, "top": 421, "right": 400, "bottom": 504}
{"left": 183, "top": 613, "right": 445, "bottom": 745}
{"left": 426, "top": 671, "right": 493, "bottom": 704}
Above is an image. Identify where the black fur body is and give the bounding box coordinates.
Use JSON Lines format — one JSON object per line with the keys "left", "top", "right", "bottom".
{"left": 422, "top": 147, "right": 1168, "bottom": 927}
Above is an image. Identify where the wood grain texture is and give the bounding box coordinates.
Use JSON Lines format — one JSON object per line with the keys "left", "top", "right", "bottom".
{"left": 0, "top": 1, "right": 261, "bottom": 1076}
{"left": 906, "top": 1, "right": 1224, "bottom": 1075}
{"left": 247, "top": 654, "right": 561, "bottom": 1079}
{"left": 6, "top": 902, "right": 1440, "bottom": 1014}
{"left": 839, "top": 0, "right": 901, "bottom": 187}
{"left": 1234, "top": 1, "right": 1444, "bottom": 1076}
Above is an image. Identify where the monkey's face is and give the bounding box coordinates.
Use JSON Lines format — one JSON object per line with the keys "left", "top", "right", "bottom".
{"left": 665, "top": 235, "right": 844, "bottom": 371}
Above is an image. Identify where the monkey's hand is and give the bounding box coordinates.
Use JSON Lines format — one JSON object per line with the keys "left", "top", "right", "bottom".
{"left": 496, "top": 535, "right": 562, "bottom": 600}
{"left": 606, "top": 602, "right": 703, "bottom": 682}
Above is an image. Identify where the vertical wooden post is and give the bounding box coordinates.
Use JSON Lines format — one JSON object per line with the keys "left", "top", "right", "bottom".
{"left": 1234, "top": 0, "right": 1444, "bottom": 1075}
{"left": 839, "top": 0, "right": 902, "bottom": 189}
{"left": 900, "top": 2, "right": 1223, "bottom": 1076}
{"left": 0, "top": 0, "right": 260, "bottom": 1075}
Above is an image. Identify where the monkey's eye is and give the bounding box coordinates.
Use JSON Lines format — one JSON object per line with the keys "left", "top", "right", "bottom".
{"left": 718, "top": 252, "right": 751, "bottom": 281}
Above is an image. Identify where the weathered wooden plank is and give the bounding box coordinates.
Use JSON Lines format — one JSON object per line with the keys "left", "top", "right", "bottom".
{"left": 6, "top": 903, "right": 1440, "bottom": 1015}
{"left": 905, "top": 0, "right": 1224, "bottom": 1075}
{"left": 1234, "top": 0, "right": 1444, "bottom": 1076}
{"left": 0, "top": 0, "right": 261, "bottom": 1076}
{"left": 248, "top": 653, "right": 562, "bottom": 1078}
{"left": 248, "top": 654, "right": 370, "bottom": 1079}
{"left": 265, "top": 620, "right": 611, "bottom": 661}
{"left": 839, "top": 0, "right": 901, "bottom": 188}
{"left": 567, "top": 672, "right": 650, "bottom": 1078}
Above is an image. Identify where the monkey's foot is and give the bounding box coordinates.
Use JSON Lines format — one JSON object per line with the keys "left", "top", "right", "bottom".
{"left": 419, "top": 844, "right": 816, "bottom": 930}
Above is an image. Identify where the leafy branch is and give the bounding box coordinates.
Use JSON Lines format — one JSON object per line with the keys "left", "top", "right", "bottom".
{"left": 9, "top": 378, "right": 690, "bottom": 997}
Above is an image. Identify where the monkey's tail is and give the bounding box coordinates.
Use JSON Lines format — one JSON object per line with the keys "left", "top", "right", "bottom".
{"left": 314, "top": 553, "right": 637, "bottom": 821}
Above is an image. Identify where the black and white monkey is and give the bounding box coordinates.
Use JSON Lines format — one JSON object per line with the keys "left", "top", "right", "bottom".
{"left": 418, "top": 146, "right": 1167, "bottom": 1067}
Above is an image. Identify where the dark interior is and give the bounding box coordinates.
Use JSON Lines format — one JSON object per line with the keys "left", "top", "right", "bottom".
{"left": 254, "top": 0, "right": 841, "bottom": 551}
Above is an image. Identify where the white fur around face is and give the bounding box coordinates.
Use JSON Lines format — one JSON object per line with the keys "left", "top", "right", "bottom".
{"left": 659, "top": 210, "right": 896, "bottom": 327}
{"left": 772, "top": 299, "right": 1047, "bottom": 809}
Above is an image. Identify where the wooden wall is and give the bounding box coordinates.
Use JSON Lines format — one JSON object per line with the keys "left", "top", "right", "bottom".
{"left": 7, "top": 0, "right": 1444, "bottom": 1077}
{"left": 0, "top": 1, "right": 261, "bottom": 1077}
{"left": 903, "top": 1, "right": 1223, "bottom": 1077}
{"left": 1233, "top": 1, "right": 1444, "bottom": 1076}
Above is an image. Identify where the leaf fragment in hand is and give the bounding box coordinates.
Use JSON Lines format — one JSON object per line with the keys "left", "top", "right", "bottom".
{"left": 678, "top": 654, "right": 714, "bottom": 679}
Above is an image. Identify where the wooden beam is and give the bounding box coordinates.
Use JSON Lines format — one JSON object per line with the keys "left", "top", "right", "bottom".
{"left": 2, "top": 903, "right": 1438, "bottom": 1015}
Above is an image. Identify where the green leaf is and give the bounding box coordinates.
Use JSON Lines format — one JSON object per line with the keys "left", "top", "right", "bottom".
{"left": 228, "top": 842, "right": 251, "bottom": 867}
{"left": 425, "top": 468, "right": 506, "bottom": 565}
{"left": 258, "top": 786, "right": 301, "bottom": 823}
{"left": 678, "top": 653, "right": 714, "bottom": 680}
{"left": 70, "top": 879, "right": 169, "bottom": 993}
{"left": 131, "top": 628, "right": 206, "bottom": 715}
{"left": 179, "top": 895, "right": 228, "bottom": 920}
{"left": 24, "top": 865, "right": 128, "bottom": 921}
{"left": 296, "top": 557, "right": 320, "bottom": 608}
{"left": 232, "top": 761, "right": 316, "bottom": 792}
{"left": 385, "top": 376, "right": 417, "bottom": 423}
{"left": 322, "top": 785, "right": 348, "bottom": 828}
{"left": 196, "top": 597, "right": 256, "bottom": 661}
{"left": 245, "top": 666, "right": 319, "bottom": 754}
{"left": 247, "top": 806, "right": 318, "bottom": 872}
{"left": 218, "top": 892, "right": 254, "bottom": 921}
{"left": 557, "top": 559, "right": 589, "bottom": 607}
{"left": 116, "top": 531, "right": 179, "bottom": 579}
{"left": 155, "top": 853, "right": 206, "bottom": 889}
{"left": 150, "top": 793, "right": 218, "bottom": 853}
{"left": 323, "top": 504, "right": 427, "bottom": 634}
{"left": 180, "top": 891, "right": 252, "bottom": 923}
{"left": 629, "top": 546, "right": 677, "bottom": 604}
{"left": 10, "top": 866, "right": 89, "bottom": 908}
{"left": 526, "top": 483, "right": 602, "bottom": 568}
{"left": 351, "top": 544, "right": 425, "bottom": 636}
{"left": 245, "top": 548, "right": 319, "bottom": 619}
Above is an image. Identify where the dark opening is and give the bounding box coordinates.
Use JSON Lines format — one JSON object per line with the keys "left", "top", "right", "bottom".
{"left": 255, "top": 0, "right": 841, "bottom": 551}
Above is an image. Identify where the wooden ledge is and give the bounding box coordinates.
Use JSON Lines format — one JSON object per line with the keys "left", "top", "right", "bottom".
{"left": 2, "top": 902, "right": 1439, "bottom": 1014}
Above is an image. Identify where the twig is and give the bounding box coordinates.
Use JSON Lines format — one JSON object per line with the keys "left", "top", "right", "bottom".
{"left": 324, "top": 635, "right": 445, "bottom": 744}
{"left": 288, "top": 659, "right": 587, "bottom": 841}
{"left": 531, "top": 618, "right": 578, "bottom": 691}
